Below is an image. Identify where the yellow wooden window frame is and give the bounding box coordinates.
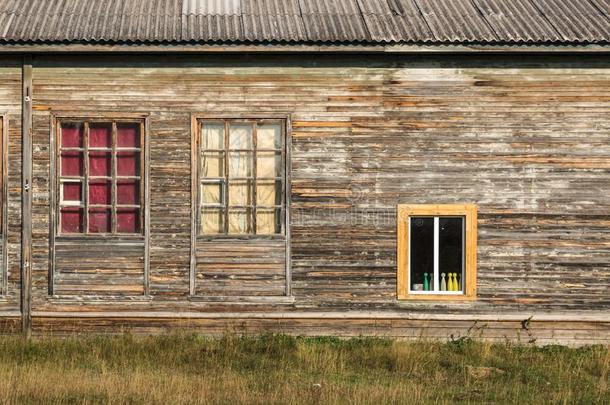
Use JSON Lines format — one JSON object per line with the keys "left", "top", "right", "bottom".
{"left": 397, "top": 204, "right": 477, "bottom": 301}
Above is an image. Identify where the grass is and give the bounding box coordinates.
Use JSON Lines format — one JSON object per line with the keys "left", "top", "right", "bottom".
{"left": 0, "top": 334, "right": 607, "bottom": 404}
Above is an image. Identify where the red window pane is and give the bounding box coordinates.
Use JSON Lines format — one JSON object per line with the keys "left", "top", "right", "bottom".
{"left": 117, "top": 209, "right": 140, "bottom": 233}
{"left": 61, "top": 208, "right": 83, "bottom": 233}
{"left": 117, "top": 152, "right": 139, "bottom": 176}
{"left": 117, "top": 124, "right": 140, "bottom": 148}
{"left": 89, "top": 181, "right": 112, "bottom": 205}
{"left": 61, "top": 152, "right": 83, "bottom": 176}
{"left": 62, "top": 182, "right": 82, "bottom": 202}
{"left": 61, "top": 124, "right": 84, "bottom": 148}
{"left": 88, "top": 209, "right": 111, "bottom": 233}
{"left": 89, "top": 152, "right": 111, "bottom": 177}
{"left": 117, "top": 180, "right": 139, "bottom": 205}
{"left": 89, "top": 124, "right": 112, "bottom": 148}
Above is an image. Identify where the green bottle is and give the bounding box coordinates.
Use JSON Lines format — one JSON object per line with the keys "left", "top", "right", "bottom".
{"left": 423, "top": 273, "right": 429, "bottom": 291}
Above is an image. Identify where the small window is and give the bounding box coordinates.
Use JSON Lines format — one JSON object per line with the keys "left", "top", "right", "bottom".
{"left": 196, "top": 119, "right": 286, "bottom": 236}
{"left": 397, "top": 204, "right": 477, "bottom": 300}
{"left": 57, "top": 120, "right": 144, "bottom": 235}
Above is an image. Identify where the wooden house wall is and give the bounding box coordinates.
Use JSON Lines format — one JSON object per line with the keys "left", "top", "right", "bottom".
{"left": 0, "top": 54, "right": 608, "bottom": 340}
{"left": 0, "top": 57, "right": 23, "bottom": 326}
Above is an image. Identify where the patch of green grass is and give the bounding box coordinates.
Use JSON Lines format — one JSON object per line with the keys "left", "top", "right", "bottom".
{"left": 0, "top": 333, "right": 607, "bottom": 404}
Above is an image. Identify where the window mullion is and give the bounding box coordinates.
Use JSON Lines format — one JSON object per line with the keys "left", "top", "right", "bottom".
{"left": 433, "top": 216, "right": 439, "bottom": 292}
{"left": 83, "top": 122, "right": 90, "bottom": 235}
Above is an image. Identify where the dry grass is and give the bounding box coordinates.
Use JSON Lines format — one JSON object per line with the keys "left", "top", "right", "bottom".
{"left": 0, "top": 333, "right": 607, "bottom": 404}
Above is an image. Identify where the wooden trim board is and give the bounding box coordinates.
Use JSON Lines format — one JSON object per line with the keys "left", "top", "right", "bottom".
{"left": 397, "top": 204, "right": 477, "bottom": 301}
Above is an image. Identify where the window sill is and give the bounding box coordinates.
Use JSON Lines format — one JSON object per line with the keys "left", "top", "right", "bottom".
{"left": 197, "top": 234, "right": 286, "bottom": 242}
{"left": 397, "top": 294, "right": 477, "bottom": 301}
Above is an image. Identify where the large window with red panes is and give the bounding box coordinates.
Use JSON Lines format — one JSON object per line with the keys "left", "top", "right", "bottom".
{"left": 57, "top": 119, "right": 144, "bottom": 235}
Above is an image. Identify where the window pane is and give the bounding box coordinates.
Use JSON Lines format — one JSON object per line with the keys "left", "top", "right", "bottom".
{"left": 89, "top": 152, "right": 111, "bottom": 177}
{"left": 61, "top": 152, "right": 83, "bottom": 176}
{"left": 201, "top": 182, "right": 223, "bottom": 205}
{"left": 61, "top": 208, "right": 83, "bottom": 233}
{"left": 117, "top": 124, "right": 140, "bottom": 148}
{"left": 88, "top": 209, "right": 111, "bottom": 233}
{"left": 89, "top": 124, "right": 112, "bottom": 148}
{"left": 202, "top": 123, "right": 224, "bottom": 150}
{"left": 117, "top": 180, "right": 139, "bottom": 205}
{"left": 61, "top": 123, "right": 84, "bottom": 148}
{"left": 228, "top": 180, "right": 252, "bottom": 206}
{"left": 256, "top": 180, "right": 280, "bottom": 206}
{"left": 117, "top": 152, "right": 139, "bottom": 177}
{"left": 201, "top": 152, "right": 224, "bottom": 178}
{"left": 439, "top": 217, "right": 464, "bottom": 292}
{"left": 228, "top": 152, "right": 252, "bottom": 177}
{"left": 256, "top": 208, "right": 281, "bottom": 234}
{"left": 257, "top": 124, "right": 281, "bottom": 149}
{"left": 201, "top": 208, "right": 224, "bottom": 234}
{"left": 228, "top": 208, "right": 252, "bottom": 234}
{"left": 62, "top": 182, "right": 82, "bottom": 204}
{"left": 89, "top": 181, "right": 112, "bottom": 205}
{"left": 409, "top": 217, "right": 434, "bottom": 291}
{"left": 256, "top": 151, "right": 281, "bottom": 178}
{"left": 229, "top": 124, "right": 252, "bottom": 149}
{"left": 117, "top": 208, "right": 140, "bottom": 233}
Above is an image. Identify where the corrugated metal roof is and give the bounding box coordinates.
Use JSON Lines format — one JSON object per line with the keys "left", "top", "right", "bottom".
{"left": 0, "top": 0, "right": 607, "bottom": 45}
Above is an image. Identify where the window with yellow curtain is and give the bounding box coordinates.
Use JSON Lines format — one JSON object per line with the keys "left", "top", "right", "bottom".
{"left": 198, "top": 119, "right": 285, "bottom": 236}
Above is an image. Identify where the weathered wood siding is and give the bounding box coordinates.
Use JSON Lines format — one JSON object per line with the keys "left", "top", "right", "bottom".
{"left": 0, "top": 53, "right": 606, "bottom": 343}
{"left": 0, "top": 58, "right": 22, "bottom": 317}
{"left": 195, "top": 239, "right": 285, "bottom": 297}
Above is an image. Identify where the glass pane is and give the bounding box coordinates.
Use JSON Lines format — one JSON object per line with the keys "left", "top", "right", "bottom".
{"left": 201, "top": 152, "right": 224, "bottom": 178}
{"left": 62, "top": 182, "right": 82, "bottom": 203}
{"left": 228, "top": 208, "right": 252, "bottom": 234}
{"left": 117, "top": 208, "right": 140, "bottom": 233}
{"left": 228, "top": 152, "right": 252, "bottom": 177}
{"left": 228, "top": 181, "right": 252, "bottom": 206}
{"left": 439, "top": 217, "right": 464, "bottom": 292}
{"left": 89, "top": 181, "right": 112, "bottom": 205}
{"left": 410, "top": 217, "right": 434, "bottom": 292}
{"left": 201, "top": 208, "right": 224, "bottom": 234}
{"left": 257, "top": 124, "right": 281, "bottom": 149}
{"left": 61, "top": 123, "right": 84, "bottom": 148}
{"left": 117, "top": 152, "right": 139, "bottom": 177}
{"left": 256, "top": 208, "right": 281, "bottom": 234}
{"left": 89, "top": 152, "right": 111, "bottom": 177}
{"left": 256, "top": 180, "right": 280, "bottom": 206}
{"left": 61, "top": 152, "right": 83, "bottom": 176}
{"left": 117, "top": 123, "right": 140, "bottom": 148}
{"left": 202, "top": 123, "right": 224, "bottom": 150}
{"left": 117, "top": 180, "right": 139, "bottom": 205}
{"left": 88, "top": 209, "right": 111, "bottom": 233}
{"left": 256, "top": 152, "right": 281, "bottom": 178}
{"left": 201, "top": 182, "right": 223, "bottom": 205}
{"left": 89, "top": 124, "right": 112, "bottom": 148}
{"left": 229, "top": 124, "right": 252, "bottom": 149}
{"left": 60, "top": 208, "right": 83, "bottom": 233}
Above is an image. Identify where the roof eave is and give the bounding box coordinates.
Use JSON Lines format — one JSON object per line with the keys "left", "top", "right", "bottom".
{"left": 0, "top": 43, "right": 608, "bottom": 53}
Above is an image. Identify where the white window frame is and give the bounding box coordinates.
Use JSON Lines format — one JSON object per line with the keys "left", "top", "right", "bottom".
{"left": 407, "top": 216, "right": 465, "bottom": 295}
